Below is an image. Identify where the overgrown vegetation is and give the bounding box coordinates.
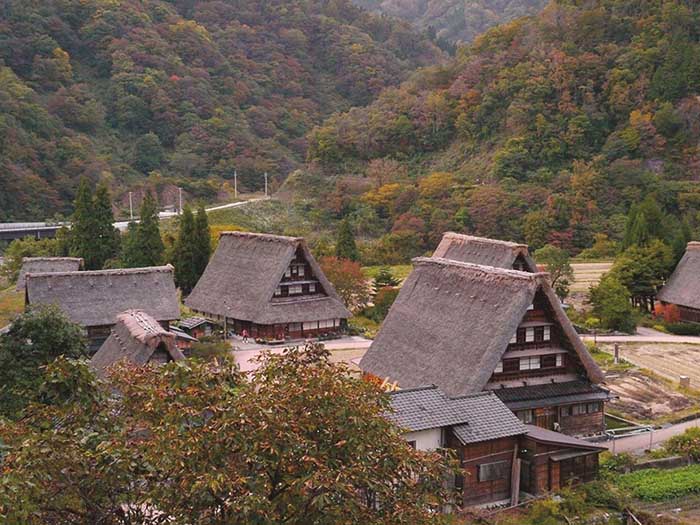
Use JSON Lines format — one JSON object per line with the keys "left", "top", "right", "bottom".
{"left": 615, "top": 465, "right": 700, "bottom": 502}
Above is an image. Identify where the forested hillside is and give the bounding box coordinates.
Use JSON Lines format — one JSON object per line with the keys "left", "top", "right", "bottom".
{"left": 352, "top": 0, "right": 546, "bottom": 44}
{"left": 0, "top": 0, "right": 443, "bottom": 220}
{"left": 304, "top": 0, "right": 700, "bottom": 263}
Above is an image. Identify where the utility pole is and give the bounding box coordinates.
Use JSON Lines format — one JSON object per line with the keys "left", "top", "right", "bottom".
{"left": 264, "top": 172, "right": 268, "bottom": 197}
{"left": 178, "top": 187, "right": 183, "bottom": 214}
{"left": 129, "top": 192, "right": 134, "bottom": 220}
{"left": 234, "top": 170, "right": 238, "bottom": 199}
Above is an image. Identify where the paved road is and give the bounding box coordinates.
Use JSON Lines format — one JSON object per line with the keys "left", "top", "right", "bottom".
{"left": 582, "top": 326, "right": 700, "bottom": 345}
{"left": 606, "top": 418, "right": 700, "bottom": 454}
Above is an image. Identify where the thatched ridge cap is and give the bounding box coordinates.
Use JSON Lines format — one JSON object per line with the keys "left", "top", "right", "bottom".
{"left": 116, "top": 309, "right": 173, "bottom": 344}
{"left": 414, "top": 256, "right": 548, "bottom": 283}
{"left": 219, "top": 231, "right": 302, "bottom": 243}
{"left": 21, "top": 256, "right": 84, "bottom": 263}
{"left": 26, "top": 265, "right": 174, "bottom": 280}
{"left": 440, "top": 232, "right": 529, "bottom": 251}
{"left": 687, "top": 241, "right": 700, "bottom": 250}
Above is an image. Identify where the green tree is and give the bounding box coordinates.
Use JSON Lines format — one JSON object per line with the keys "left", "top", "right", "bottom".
{"left": 0, "top": 305, "right": 86, "bottom": 418}
{"left": 173, "top": 206, "right": 198, "bottom": 294}
{"left": 133, "top": 192, "right": 165, "bottom": 267}
{"left": 91, "top": 183, "right": 120, "bottom": 269}
{"left": 335, "top": 218, "right": 359, "bottom": 261}
{"left": 133, "top": 132, "right": 165, "bottom": 173}
{"left": 533, "top": 244, "right": 574, "bottom": 300}
{"left": 622, "top": 196, "right": 667, "bottom": 249}
{"left": 0, "top": 237, "right": 60, "bottom": 283}
{"left": 373, "top": 266, "right": 400, "bottom": 295}
{"left": 193, "top": 205, "right": 211, "bottom": 279}
{"left": 69, "top": 177, "right": 97, "bottom": 269}
{"left": 0, "top": 346, "right": 455, "bottom": 524}
{"left": 589, "top": 274, "right": 636, "bottom": 333}
{"left": 120, "top": 221, "right": 140, "bottom": 268}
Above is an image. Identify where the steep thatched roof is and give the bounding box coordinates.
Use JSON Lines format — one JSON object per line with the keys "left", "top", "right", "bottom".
{"left": 657, "top": 242, "right": 700, "bottom": 310}
{"left": 91, "top": 310, "right": 184, "bottom": 376}
{"left": 389, "top": 387, "right": 526, "bottom": 445}
{"left": 26, "top": 266, "right": 179, "bottom": 328}
{"left": 16, "top": 257, "right": 83, "bottom": 291}
{"left": 185, "top": 232, "right": 350, "bottom": 324}
{"left": 360, "top": 258, "right": 603, "bottom": 397}
{"left": 432, "top": 233, "right": 538, "bottom": 272}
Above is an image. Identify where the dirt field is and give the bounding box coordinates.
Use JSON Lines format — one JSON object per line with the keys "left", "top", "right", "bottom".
{"left": 570, "top": 261, "right": 612, "bottom": 292}
{"left": 602, "top": 342, "right": 700, "bottom": 388}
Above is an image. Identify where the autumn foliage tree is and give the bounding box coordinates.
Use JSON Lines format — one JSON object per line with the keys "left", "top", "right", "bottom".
{"left": 0, "top": 346, "right": 456, "bottom": 524}
{"left": 320, "top": 256, "right": 371, "bottom": 311}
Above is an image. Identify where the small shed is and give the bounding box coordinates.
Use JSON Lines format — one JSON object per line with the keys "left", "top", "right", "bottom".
{"left": 91, "top": 310, "right": 184, "bottom": 377}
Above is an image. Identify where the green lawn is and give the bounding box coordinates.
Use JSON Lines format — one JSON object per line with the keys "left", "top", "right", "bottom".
{"left": 0, "top": 286, "right": 24, "bottom": 327}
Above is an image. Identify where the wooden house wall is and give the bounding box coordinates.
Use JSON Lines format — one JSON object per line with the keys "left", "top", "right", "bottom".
{"left": 447, "top": 432, "right": 518, "bottom": 506}
{"left": 559, "top": 409, "right": 605, "bottom": 435}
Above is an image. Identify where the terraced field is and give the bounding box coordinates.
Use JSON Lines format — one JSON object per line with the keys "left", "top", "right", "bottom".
{"left": 570, "top": 261, "right": 612, "bottom": 292}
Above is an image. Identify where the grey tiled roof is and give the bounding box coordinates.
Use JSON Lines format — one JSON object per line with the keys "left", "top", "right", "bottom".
{"left": 388, "top": 387, "right": 526, "bottom": 445}
{"left": 493, "top": 380, "right": 608, "bottom": 403}
{"left": 178, "top": 317, "right": 210, "bottom": 330}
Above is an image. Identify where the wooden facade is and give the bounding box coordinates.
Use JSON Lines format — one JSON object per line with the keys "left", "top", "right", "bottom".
{"left": 487, "top": 290, "right": 607, "bottom": 435}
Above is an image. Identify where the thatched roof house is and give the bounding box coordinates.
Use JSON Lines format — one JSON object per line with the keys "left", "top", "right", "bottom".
{"left": 361, "top": 257, "right": 606, "bottom": 436}
{"left": 25, "top": 266, "right": 179, "bottom": 348}
{"left": 433, "top": 232, "right": 538, "bottom": 272}
{"left": 16, "top": 257, "right": 83, "bottom": 291}
{"left": 656, "top": 242, "right": 700, "bottom": 323}
{"left": 185, "top": 232, "right": 350, "bottom": 340}
{"left": 91, "top": 310, "right": 184, "bottom": 376}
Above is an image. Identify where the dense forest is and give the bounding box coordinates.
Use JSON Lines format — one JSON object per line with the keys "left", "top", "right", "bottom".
{"left": 0, "top": 0, "right": 443, "bottom": 221}
{"left": 301, "top": 0, "right": 700, "bottom": 263}
{"left": 352, "top": 0, "right": 547, "bottom": 44}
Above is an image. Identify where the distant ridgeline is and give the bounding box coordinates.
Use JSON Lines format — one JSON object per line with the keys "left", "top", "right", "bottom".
{"left": 352, "top": 0, "right": 548, "bottom": 44}
{"left": 0, "top": 0, "right": 444, "bottom": 221}
{"left": 305, "top": 0, "right": 700, "bottom": 257}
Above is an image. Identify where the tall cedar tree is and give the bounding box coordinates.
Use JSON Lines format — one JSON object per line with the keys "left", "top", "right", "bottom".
{"left": 623, "top": 196, "right": 668, "bottom": 249}
{"left": 194, "top": 205, "right": 211, "bottom": 278}
{"left": 335, "top": 219, "right": 359, "bottom": 261}
{"left": 92, "top": 184, "right": 120, "bottom": 268}
{"left": 174, "top": 206, "right": 198, "bottom": 294}
{"left": 69, "top": 177, "right": 96, "bottom": 269}
{"left": 135, "top": 192, "right": 164, "bottom": 267}
{"left": 120, "top": 221, "right": 140, "bottom": 268}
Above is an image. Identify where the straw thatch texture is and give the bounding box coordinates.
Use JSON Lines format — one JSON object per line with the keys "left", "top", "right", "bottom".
{"left": 657, "top": 242, "right": 700, "bottom": 309}
{"left": 360, "top": 257, "right": 602, "bottom": 397}
{"left": 432, "top": 232, "right": 538, "bottom": 272}
{"left": 91, "top": 310, "right": 183, "bottom": 376}
{"left": 16, "top": 257, "right": 83, "bottom": 291}
{"left": 185, "top": 232, "right": 350, "bottom": 324}
{"left": 26, "top": 266, "right": 179, "bottom": 328}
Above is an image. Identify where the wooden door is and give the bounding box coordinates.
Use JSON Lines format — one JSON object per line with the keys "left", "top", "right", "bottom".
{"left": 534, "top": 407, "right": 558, "bottom": 430}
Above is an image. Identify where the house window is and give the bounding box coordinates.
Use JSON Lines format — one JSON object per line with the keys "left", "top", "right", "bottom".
{"left": 503, "top": 359, "right": 519, "bottom": 373}
{"left": 516, "top": 410, "right": 533, "bottom": 424}
{"left": 527, "top": 303, "right": 534, "bottom": 311}
{"left": 509, "top": 333, "right": 517, "bottom": 344}
{"left": 541, "top": 355, "right": 556, "bottom": 368}
{"left": 407, "top": 440, "right": 417, "bottom": 450}
{"left": 298, "top": 266, "right": 305, "bottom": 278}
{"left": 319, "top": 319, "right": 335, "bottom": 329}
{"left": 288, "top": 284, "right": 303, "bottom": 295}
{"left": 525, "top": 328, "right": 535, "bottom": 343}
{"left": 303, "top": 321, "right": 318, "bottom": 331}
{"left": 494, "top": 361, "right": 503, "bottom": 374}
{"left": 288, "top": 323, "right": 302, "bottom": 333}
{"left": 556, "top": 354, "right": 563, "bottom": 367}
{"left": 478, "top": 461, "right": 509, "bottom": 482}
{"left": 284, "top": 268, "right": 291, "bottom": 278}
{"left": 562, "top": 402, "right": 601, "bottom": 417}
{"left": 519, "top": 356, "right": 540, "bottom": 370}
{"left": 309, "top": 282, "right": 317, "bottom": 293}
{"left": 516, "top": 328, "right": 526, "bottom": 343}
{"left": 274, "top": 286, "right": 282, "bottom": 297}
{"left": 544, "top": 326, "right": 551, "bottom": 341}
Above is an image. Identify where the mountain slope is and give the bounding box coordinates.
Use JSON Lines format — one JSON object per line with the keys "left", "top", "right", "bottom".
{"left": 352, "top": 0, "right": 547, "bottom": 43}
{"left": 305, "top": 0, "right": 700, "bottom": 256}
{"left": 0, "top": 0, "right": 443, "bottom": 220}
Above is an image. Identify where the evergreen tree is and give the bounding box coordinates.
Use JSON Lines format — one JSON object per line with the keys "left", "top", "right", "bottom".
{"left": 121, "top": 221, "right": 141, "bottom": 268}
{"left": 134, "top": 192, "right": 165, "bottom": 267}
{"left": 194, "top": 205, "right": 211, "bottom": 279}
{"left": 92, "top": 183, "right": 120, "bottom": 269}
{"left": 335, "top": 219, "right": 359, "bottom": 261}
{"left": 174, "top": 206, "right": 198, "bottom": 294}
{"left": 372, "top": 266, "right": 400, "bottom": 296}
{"left": 69, "top": 177, "right": 97, "bottom": 269}
{"left": 623, "top": 196, "right": 667, "bottom": 249}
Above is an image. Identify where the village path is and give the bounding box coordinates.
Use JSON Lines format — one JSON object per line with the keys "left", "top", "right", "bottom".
{"left": 605, "top": 418, "right": 700, "bottom": 454}
{"left": 582, "top": 327, "right": 700, "bottom": 345}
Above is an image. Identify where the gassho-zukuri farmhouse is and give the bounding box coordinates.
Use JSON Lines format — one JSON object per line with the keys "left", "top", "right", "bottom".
{"left": 185, "top": 232, "right": 350, "bottom": 341}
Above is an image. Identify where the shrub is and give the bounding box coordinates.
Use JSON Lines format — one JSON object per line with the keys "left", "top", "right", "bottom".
{"left": 666, "top": 322, "right": 700, "bottom": 336}
{"left": 600, "top": 452, "right": 635, "bottom": 476}
{"left": 663, "top": 427, "right": 700, "bottom": 460}
{"left": 188, "top": 341, "right": 231, "bottom": 360}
